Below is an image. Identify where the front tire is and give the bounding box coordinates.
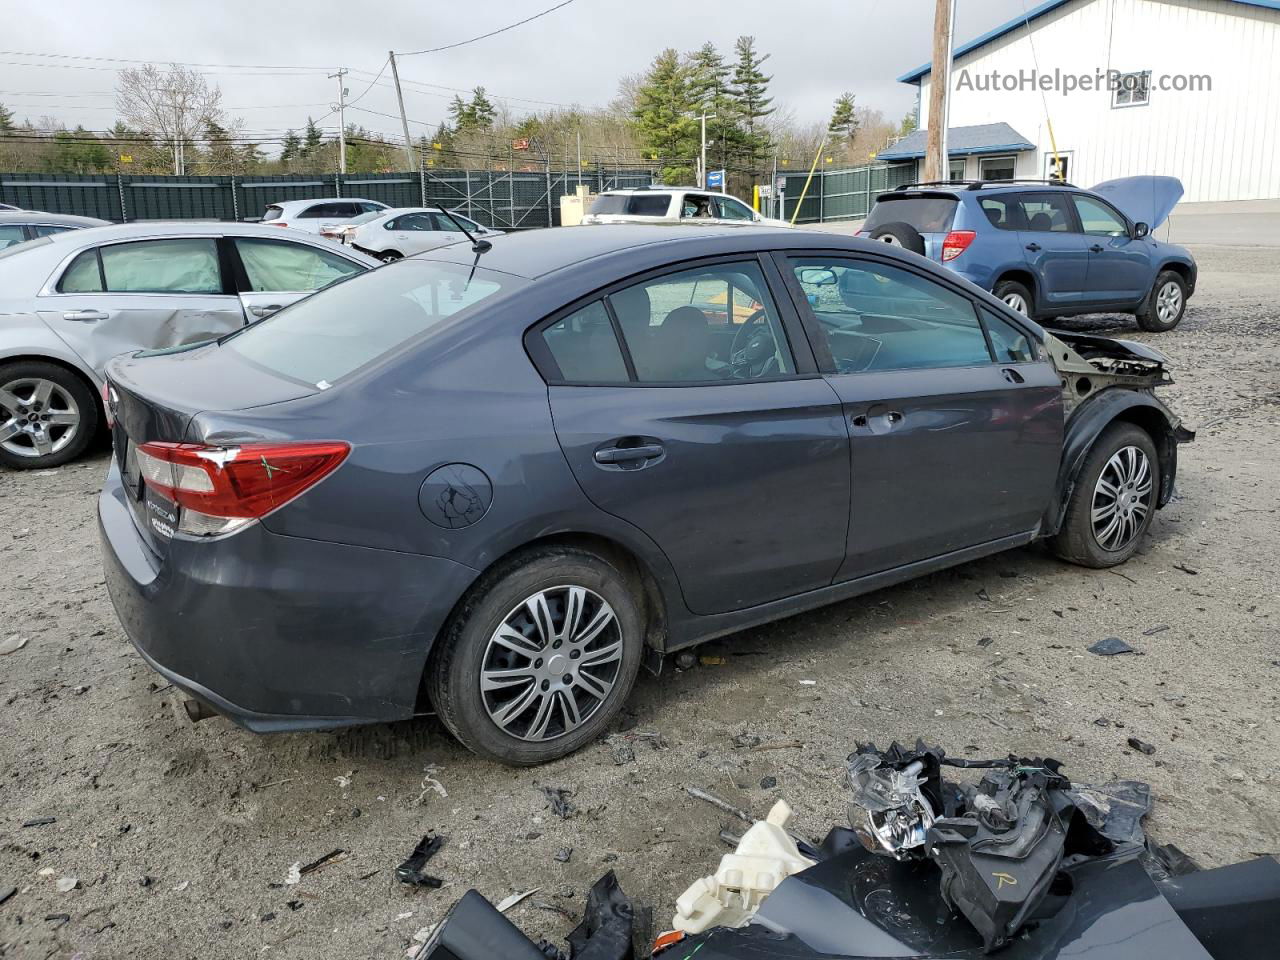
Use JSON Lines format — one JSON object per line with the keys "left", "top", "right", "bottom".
{"left": 0, "top": 361, "right": 99, "bottom": 470}
{"left": 427, "top": 546, "right": 644, "bottom": 765}
{"left": 993, "top": 279, "right": 1034, "bottom": 318}
{"left": 377, "top": 250, "right": 403, "bottom": 263}
{"left": 1136, "top": 270, "right": 1187, "bottom": 332}
{"left": 1050, "top": 422, "right": 1159, "bottom": 568}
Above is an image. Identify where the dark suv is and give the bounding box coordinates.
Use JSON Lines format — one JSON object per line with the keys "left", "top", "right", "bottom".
{"left": 859, "top": 176, "right": 1196, "bottom": 331}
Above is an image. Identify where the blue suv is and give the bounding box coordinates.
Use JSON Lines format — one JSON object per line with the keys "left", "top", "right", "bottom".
{"left": 859, "top": 176, "right": 1196, "bottom": 332}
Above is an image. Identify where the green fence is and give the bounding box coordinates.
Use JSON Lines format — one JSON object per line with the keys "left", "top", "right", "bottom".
{"left": 777, "top": 162, "right": 915, "bottom": 224}
{"left": 0, "top": 167, "right": 654, "bottom": 228}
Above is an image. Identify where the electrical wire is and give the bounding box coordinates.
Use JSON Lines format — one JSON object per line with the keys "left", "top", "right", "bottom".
{"left": 398, "top": 0, "right": 577, "bottom": 56}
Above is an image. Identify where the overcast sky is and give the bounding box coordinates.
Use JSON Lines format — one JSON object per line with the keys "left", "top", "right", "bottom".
{"left": 4, "top": 0, "right": 1030, "bottom": 148}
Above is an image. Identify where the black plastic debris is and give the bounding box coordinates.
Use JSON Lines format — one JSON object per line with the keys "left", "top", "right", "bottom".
{"left": 555, "top": 847, "right": 573, "bottom": 864}
{"left": 0, "top": 886, "right": 15, "bottom": 907}
{"left": 396, "top": 833, "right": 446, "bottom": 887}
{"left": 1127, "top": 736, "right": 1157, "bottom": 755}
{"left": 298, "top": 847, "right": 344, "bottom": 876}
{"left": 563, "top": 871, "right": 635, "bottom": 960}
{"left": 21, "top": 816, "right": 56, "bottom": 828}
{"left": 542, "top": 786, "right": 577, "bottom": 819}
{"left": 1088, "top": 636, "right": 1134, "bottom": 656}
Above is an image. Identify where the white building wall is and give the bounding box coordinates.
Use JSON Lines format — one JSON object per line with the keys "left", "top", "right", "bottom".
{"left": 916, "top": 0, "right": 1280, "bottom": 201}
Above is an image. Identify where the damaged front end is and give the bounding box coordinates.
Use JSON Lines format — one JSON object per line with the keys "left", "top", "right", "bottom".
{"left": 1045, "top": 331, "right": 1177, "bottom": 417}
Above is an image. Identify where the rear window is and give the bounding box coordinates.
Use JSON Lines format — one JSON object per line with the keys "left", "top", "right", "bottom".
{"left": 589, "top": 194, "right": 670, "bottom": 217}
{"left": 225, "top": 259, "right": 516, "bottom": 388}
{"left": 263, "top": 205, "right": 285, "bottom": 222}
{"left": 864, "top": 196, "right": 958, "bottom": 234}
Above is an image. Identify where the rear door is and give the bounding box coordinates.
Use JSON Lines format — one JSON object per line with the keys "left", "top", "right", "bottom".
{"left": 783, "top": 253, "right": 1062, "bottom": 581}
{"left": 229, "top": 235, "right": 367, "bottom": 319}
{"left": 36, "top": 237, "right": 244, "bottom": 374}
{"left": 534, "top": 257, "right": 851, "bottom": 616}
{"left": 1070, "top": 193, "right": 1151, "bottom": 303}
{"left": 1015, "top": 192, "right": 1089, "bottom": 307}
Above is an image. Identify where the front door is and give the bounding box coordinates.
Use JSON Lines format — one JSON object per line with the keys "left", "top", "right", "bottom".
{"left": 785, "top": 254, "right": 1063, "bottom": 581}
{"left": 1070, "top": 194, "right": 1152, "bottom": 303}
{"left": 1015, "top": 192, "right": 1089, "bottom": 309}
{"left": 37, "top": 236, "right": 244, "bottom": 373}
{"left": 538, "top": 259, "right": 851, "bottom": 616}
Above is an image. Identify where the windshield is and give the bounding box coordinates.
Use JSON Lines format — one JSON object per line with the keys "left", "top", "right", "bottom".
{"left": 589, "top": 194, "right": 670, "bottom": 216}
{"left": 225, "top": 259, "right": 517, "bottom": 388}
{"left": 864, "top": 196, "right": 958, "bottom": 234}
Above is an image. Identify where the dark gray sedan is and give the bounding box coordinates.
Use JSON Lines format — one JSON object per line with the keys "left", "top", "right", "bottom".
{"left": 99, "top": 225, "right": 1192, "bottom": 764}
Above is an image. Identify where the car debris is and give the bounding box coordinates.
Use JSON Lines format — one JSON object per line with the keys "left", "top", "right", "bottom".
{"left": 21, "top": 816, "right": 56, "bottom": 827}
{"left": 0, "top": 634, "right": 28, "bottom": 655}
{"left": 542, "top": 786, "right": 577, "bottom": 819}
{"left": 396, "top": 834, "right": 446, "bottom": 887}
{"left": 1087, "top": 636, "right": 1135, "bottom": 656}
{"left": 414, "top": 739, "right": 1280, "bottom": 959}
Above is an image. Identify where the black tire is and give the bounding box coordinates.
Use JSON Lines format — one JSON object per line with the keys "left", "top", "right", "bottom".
{"left": 427, "top": 545, "right": 645, "bottom": 766}
{"left": 377, "top": 250, "right": 403, "bottom": 263}
{"left": 1050, "top": 422, "right": 1160, "bottom": 568}
{"left": 869, "top": 221, "right": 926, "bottom": 256}
{"left": 1136, "top": 270, "right": 1187, "bottom": 332}
{"left": 0, "top": 360, "right": 99, "bottom": 470}
{"left": 992, "top": 279, "right": 1035, "bottom": 319}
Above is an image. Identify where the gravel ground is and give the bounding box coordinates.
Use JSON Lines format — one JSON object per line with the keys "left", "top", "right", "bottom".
{"left": 2, "top": 243, "right": 1278, "bottom": 960}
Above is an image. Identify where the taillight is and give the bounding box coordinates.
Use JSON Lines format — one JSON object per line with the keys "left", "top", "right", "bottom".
{"left": 101, "top": 380, "right": 115, "bottom": 429}
{"left": 135, "top": 441, "right": 349, "bottom": 536}
{"left": 941, "top": 230, "right": 976, "bottom": 261}
{"left": 271, "top": 221, "right": 289, "bottom": 228}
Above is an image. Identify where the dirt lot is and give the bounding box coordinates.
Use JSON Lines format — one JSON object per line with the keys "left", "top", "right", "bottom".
{"left": 2, "top": 243, "right": 1278, "bottom": 960}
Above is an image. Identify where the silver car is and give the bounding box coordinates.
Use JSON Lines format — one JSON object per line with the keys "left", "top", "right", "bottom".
{"left": 0, "top": 211, "right": 111, "bottom": 250}
{"left": 0, "top": 222, "right": 376, "bottom": 469}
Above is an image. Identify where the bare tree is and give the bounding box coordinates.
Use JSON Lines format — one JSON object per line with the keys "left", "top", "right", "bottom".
{"left": 116, "top": 63, "right": 223, "bottom": 175}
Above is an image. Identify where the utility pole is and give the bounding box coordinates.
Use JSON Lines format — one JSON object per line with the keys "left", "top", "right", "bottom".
{"left": 924, "top": 0, "right": 954, "bottom": 182}
{"left": 329, "top": 68, "right": 349, "bottom": 174}
{"left": 576, "top": 128, "right": 582, "bottom": 188}
{"left": 698, "top": 111, "right": 716, "bottom": 189}
{"left": 388, "top": 51, "right": 416, "bottom": 172}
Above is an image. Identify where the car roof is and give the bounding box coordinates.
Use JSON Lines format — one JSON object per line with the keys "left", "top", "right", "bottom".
{"left": 0, "top": 211, "right": 111, "bottom": 226}
{"left": 599, "top": 187, "right": 729, "bottom": 196}
{"left": 31, "top": 220, "right": 378, "bottom": 247}
{"left": 421, "top": 223, "right": 859, "bottom": 279}
{"left": 272, "top": 197, "right": 380, "bottom": 207}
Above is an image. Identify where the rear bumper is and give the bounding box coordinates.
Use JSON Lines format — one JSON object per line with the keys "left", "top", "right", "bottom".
{"left": 98, "top": 461, "right": 479, "bottom": 732}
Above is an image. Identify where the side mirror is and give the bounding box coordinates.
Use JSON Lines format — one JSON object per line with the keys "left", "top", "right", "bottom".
{"left": 1133, "top": 222, "right": 1150, "bottom": 239}
{"left": 798, "top": 268, "right": 837, "bottom": 286}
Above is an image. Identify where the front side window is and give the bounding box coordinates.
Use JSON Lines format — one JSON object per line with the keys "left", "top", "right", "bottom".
{"left": 791, "top": 257, "right": 991, "bottom": 373}
{"left": 226, "top": 259, "right": 514, "bottom": 388}
{"left": 715, "top": 197, "right": 754, "bottom": 221}
{"left": 1072, "top": 196, "right": 1128, "bottom": 236}
{"left": 233, "top": 237, "right": 365, "bottom": 292}
{"left": 607, "top": 261, "right": 793, "bottom": 382}
{"left": 100, "top": 239, "right": 221, "bottom": 294}
{"left": 680, "top": 195, "right": 716, "bottom": 219}
{"left": 1018, "top": 194, "right": 1074, "bottom": 233}
{"left": 0, "top": 225, "right": 26, "bottom": 249}
{"left": 541, "top": 301, "right": 629, "bottom": 383}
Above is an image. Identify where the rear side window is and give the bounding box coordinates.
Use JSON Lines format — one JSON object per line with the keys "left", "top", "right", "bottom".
{"left": 100, "top": 239, "right": 221, "bottom": 294}
{"left": 0, "top": 224, "right": 26, "bottom": 249}
{"left": 588, "top": 194, "right": 670, "bottom": 216}
{"left": 32, "top": 224, "right": 76, "bottom": 237}
{"left": 59, "top": 249, "right": 105, "bottom": 291}
{"left": 226, "top": 259, "right": 514, "bottom": 388}
{"left": 864, "top": 196, "right": 958, "bottom": 234}
{"left": 979, "top": 197, "right": 1023, "bottom": 231}
{"left": 1018, "top": 194, "right": 1074, "bottom": 233}
{"left": 262, "top": 205, "right": 286, "bottom": 222}
{"left": 389, "top": 213, "right": 435, "bottom": 231}
{"left": 233, "top": 237, "right": 365, "bottom": 292}
{"left": 541, "top": 301, "right": 629, "bottom": 383}
{"left": 981, "top": 307, "right": 1037, "bottom": 363}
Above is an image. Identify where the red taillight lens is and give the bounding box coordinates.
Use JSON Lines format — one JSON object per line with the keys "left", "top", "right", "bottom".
{"left": 101, "top": 380, "right": 114, "bottom": 429}
{"left": 941, "top": 230, "right": 976, "bottom": 261}
{"left": 135, "top": 441, "right": 349, "bottom": 520}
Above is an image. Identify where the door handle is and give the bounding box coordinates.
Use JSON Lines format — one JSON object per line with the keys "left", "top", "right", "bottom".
{"left": 1089, "top": 243, "right": 1104, "bottom": 253}
{"left": 1002, "top": 367, "right": 1026, "bottom": 384}
{"left": 593, "top": 442, "right": 664, "bottom": 466}
{"left": 851, "top": 410, "right": 904, "bottom": 430}
{"left": 248, "top": 304, "right": 283, "bottom": 318}
{"left": 1024, "top": 242, "right": 1041, "bottom": 252}
{"left": 63, "top": 310, "right": 108, "bottom": 322}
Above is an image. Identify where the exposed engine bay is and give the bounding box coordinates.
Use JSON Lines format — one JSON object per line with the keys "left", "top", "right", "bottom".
{"left": 1046, "top": 331, "right": 1176, "bottom": 415}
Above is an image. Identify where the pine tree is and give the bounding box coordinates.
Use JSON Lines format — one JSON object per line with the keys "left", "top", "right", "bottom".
{"left": 0, "top": 102, "right": 14, "bottom": 135}
{"left": 899, "top": 112, "right": 918, "bottom": 138}
{"left": 469, "top": 88, "right": 497, "bottom": 130}
{"left": 632, "top": 48, "right": 698, "bottom": 184}
{"left": 687, "top": 42, "right": 740, "bottom": 174}
{"left": 828, "top": 93, "right": 858, "bottom": 143}
{"left": 303, "top": 116, "right": 323, "bottom": 157}
{"left": 449, "top": 95, "right": 473, "bottom": 129}
{"left": 203, "top": 119, "right": 239, "bottom": 173}
{"left": 280, "top": 129, "right": 302, "bottom": 165}
{"left": 729, "top": 36, "right": 774, "bottom": 173}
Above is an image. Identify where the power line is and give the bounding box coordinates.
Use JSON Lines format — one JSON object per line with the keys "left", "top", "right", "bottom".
{"left": 398, "top": 0, "right": 578, "bottom": 56}
{"left": 0, "top": 49, "right": 331, "bottom": 72}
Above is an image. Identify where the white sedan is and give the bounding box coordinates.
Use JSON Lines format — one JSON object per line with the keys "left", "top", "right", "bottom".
{"left": 341, "top": 208, "right": 503, "bottom": 262}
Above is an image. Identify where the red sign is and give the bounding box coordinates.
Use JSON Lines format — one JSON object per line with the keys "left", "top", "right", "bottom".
{"left": 513, "top": 138, "right": 530, "bottom": 151}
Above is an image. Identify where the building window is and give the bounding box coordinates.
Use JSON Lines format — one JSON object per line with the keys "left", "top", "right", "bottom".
{"left": 1113, "top": 70, "right": 1151, "bottom": 108}
{"left": 978, "top": 155, "right": 1016, "bottom": 181}
{"left": 1045, "top": 152, "right": 1071, "bottom": 183}
{"left": 948, "top": 158, "right": 966, "bottom": 181}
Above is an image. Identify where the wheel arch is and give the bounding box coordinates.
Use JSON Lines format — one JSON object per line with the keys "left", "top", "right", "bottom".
{"left": 992, "top": 268, "right": 1038, "bottom": 308}
{"left": 1156, "top": 259, "right": 1193, "bottom": 287}
{"left": 0, "top": 351, "right": 103, "bottom": 426}
{"left": 1041, "top": 389, "right": 1190, "bottom": 537}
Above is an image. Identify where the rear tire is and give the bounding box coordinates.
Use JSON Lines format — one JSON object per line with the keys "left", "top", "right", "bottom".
{"left": 427, "top": 546, "right": 644, "bottom": 766}
{"left": 992, "top": 279, "right": 1034, "bottom": 319}
{"left": 0, "top": 360, "right": 99, "bottom": 470}
{"left": 869, "top": 222, "right": 926, "bottom": 256}
{"left": 1136, "top": 270, "right": 1187, "bottom": 332}
{"left": 1050, "top": 422, "right": 1159, "bottom": 568}
{"left": 378, "top": 250, "right": 403, "bottom": 263}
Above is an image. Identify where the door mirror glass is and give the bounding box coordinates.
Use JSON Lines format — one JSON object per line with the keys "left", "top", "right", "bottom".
{"left": 797, "top": 267, "right": 837, "bottom": 286}
{"left": 1133, "top": 221, "right": 1150, "bottom": 239}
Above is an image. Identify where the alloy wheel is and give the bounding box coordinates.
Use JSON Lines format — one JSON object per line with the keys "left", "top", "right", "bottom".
{"left": 1002, "top": 292, "right": 1029, "bottom": 315}
{"left": 479, "top": 585, "right": 623, "bottom": 742}
{"left": 1091, "top": 445, "right": 1153, "bottom": 551}
{"left": 0, "top": 377, "right": 81, "bottom": 460}
{"left": 1156, "top": 280, "right": 1183, "bottom": 325}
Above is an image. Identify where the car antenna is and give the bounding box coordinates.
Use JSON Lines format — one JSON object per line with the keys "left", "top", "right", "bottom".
{"left": 432, "top": 204, "right": 491, "bottom": 254}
